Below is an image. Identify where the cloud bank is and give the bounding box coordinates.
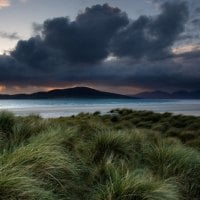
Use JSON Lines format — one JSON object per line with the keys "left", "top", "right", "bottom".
{"left": 1, "top": 1, "right": 199, "bottom": 93}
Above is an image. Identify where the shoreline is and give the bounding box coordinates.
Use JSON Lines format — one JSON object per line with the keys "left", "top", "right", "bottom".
{"left": 1, "top": 99, "right": 200, "bottom": 118}
{"left": 1, "top": 108, "right": 200, "bottom": 118}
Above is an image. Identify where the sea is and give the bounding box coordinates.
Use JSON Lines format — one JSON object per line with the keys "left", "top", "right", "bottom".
{"left": 0, "top": 99, "right": 200, "bottom": 118}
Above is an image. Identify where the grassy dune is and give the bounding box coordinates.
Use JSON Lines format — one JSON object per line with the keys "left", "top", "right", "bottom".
{"left": 0, "top": 109, "right": 200, "bottom": 199}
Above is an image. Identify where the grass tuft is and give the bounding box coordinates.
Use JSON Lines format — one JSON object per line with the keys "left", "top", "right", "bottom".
{"left": 92, "top": 167, "right": 179, "bottom": 200}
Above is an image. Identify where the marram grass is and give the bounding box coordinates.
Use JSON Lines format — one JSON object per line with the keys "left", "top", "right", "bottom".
{"left": 0, "top": 110, "right": 200, "bottom": 199}
{"left": 0, "top": 167, "right": 55, "bottom": 199}
{"left": 92, "top": 167, "right": 179, "bottom": 200}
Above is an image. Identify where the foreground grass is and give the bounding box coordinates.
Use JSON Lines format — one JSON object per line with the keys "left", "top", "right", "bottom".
{"left": 0, "top": 110, "right": 200, "bottom": 199}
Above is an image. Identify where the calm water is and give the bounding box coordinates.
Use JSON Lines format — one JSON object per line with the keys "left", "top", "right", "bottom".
{"left": 0, "top": 99, "right": 200, "bottom": 118}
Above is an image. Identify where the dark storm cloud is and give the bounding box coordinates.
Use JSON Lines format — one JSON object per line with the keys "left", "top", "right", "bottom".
{"left": 42, "top": 4, "right": 128, "bottom": 64}
{"left": 195, "top": 7, "right": 200, "bottom": 13}
{"left": 0, "top": 1, "right": 198, "bottom": 92}
{"left": 191, "top": 18, "right": 200, "bottom": 27}
{"left": 0, "top": 31, "right": 21, "bottom": 40}
{"left": 10, "top": 2, "right": 188, "bottom": 67}
{"left": 111, "top": 1, "right": 188, "bottom": 59}
{"left": 0, "top": 55, "right": 30, "bottom": 84}
{"left": 10, "top": 3, "right": 128, "bottom": 69}
{"left": 79, "top": 51, "right": 200, "bottom": 91}
{"left": 149, "top": 0, "right": 200, "bottom": 44}
{"left": 11, "top": 36, "right": 65, "bottom": 72}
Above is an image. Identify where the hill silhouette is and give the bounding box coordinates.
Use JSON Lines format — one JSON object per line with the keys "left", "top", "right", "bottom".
{"left": 0, "top": 87, "right": 133, "bottom": 99}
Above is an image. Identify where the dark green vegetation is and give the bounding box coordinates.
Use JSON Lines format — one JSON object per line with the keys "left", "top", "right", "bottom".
{"left": 0, "top": 109, "right": 200, "bottom": 200}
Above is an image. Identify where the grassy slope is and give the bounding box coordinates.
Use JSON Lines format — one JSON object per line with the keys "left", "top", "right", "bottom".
{"left": 0, "top": 109, "right": 200, "bottom": 200}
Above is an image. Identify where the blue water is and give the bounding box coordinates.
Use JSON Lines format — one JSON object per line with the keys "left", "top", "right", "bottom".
{"left": 0, "top": 99, "right": 200, "bottom": 118}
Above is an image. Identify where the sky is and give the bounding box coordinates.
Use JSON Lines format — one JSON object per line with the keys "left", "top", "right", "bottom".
{"left": 0, "top": 0, "right": 200, "bottom": 94}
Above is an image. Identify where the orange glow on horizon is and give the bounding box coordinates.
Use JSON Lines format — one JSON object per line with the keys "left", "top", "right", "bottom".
{"left": 2, "top": 82, "right": 133, "bottom": 95}
{"left": 0, "top": 84, "right": 146, "bottom": 95}
{"left": 0, "top": 84, "right": 87, "bottom": 94}
{"left": 0, "top": 0, "right": 10, "bottom": 9}
{"left": 0, "top": 85, "right": 6, "bottom": 92}
{"left": 45, "top": 84, "right": 82, "bottom": 92}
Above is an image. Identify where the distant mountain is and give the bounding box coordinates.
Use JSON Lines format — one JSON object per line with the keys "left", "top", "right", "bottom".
{"left": 0, "top": 87, "right": 134, "bottom": 99}
{"left": 134, "top": 90, "right": 200, "bottom": 99}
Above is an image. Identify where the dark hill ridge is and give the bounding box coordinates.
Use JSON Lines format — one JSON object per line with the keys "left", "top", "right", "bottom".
{"left": 1, "top": 87, "right": 200, "bottom": 99}
{"left": 0, "top": 87, "right": 134, "bottom": 99}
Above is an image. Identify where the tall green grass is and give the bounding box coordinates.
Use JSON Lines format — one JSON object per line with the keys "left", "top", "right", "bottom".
{"left": 91, "top": 131, "right": 133, "bottom": 163}
{"left": 0, "top": 167, "right": 54, "bottom": 199}
{"left": 143, "top": 141, "right": 200, "bottom": 199}
{"left": 92, "top": 166, "right": 179, "bottom": 200}
{"left": 0, "top": 110, "right": 200, "bottom": 199}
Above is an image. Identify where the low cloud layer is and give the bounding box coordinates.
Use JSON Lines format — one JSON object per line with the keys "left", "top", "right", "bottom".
{"left": 0, "top": 1, "right": 199, "bottom": 93}
{"left": 112, "top": 2, "right": 188, "bottom": 60}
{"left": 0, "top": 31, "right": 21, "bottom": 40}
